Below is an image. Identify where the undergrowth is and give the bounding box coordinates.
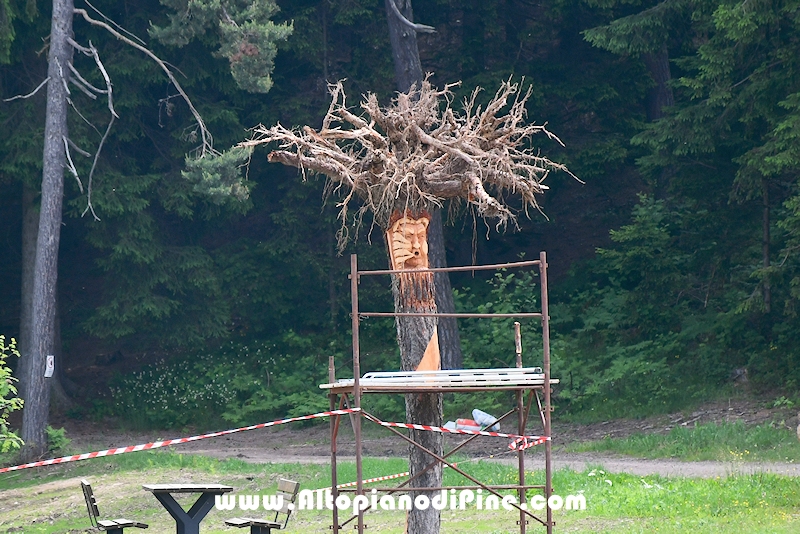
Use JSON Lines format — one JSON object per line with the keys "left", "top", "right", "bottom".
{"left": 568, "top": 420, "right": 800, "bottom": 462}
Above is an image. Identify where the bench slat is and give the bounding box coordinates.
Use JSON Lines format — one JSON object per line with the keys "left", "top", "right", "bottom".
{"left": 226, "top": 518, "right": 282, "bottom": 528}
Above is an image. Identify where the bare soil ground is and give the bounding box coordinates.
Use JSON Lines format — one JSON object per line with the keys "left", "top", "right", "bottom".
{"left": 50, "top": 396, "right": 800, "bottom": 478}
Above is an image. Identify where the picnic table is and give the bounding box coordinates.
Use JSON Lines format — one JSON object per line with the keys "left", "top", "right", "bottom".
{"left": 143, "top": 483, "right": 233, "bottom": 534}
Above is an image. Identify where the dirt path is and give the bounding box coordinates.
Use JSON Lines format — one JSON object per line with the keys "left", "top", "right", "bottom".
{"left": 56, "top": 396, "right": 800, "bottom": 479}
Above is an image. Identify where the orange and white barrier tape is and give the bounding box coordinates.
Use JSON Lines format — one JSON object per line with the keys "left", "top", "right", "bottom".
{"left": 0, "top": 406, "right": 548, "bottom": 474}
{"left": 361, "top": 412, "right": 550, "bottom": 451}
{"left": 0, "top": 408, "right": 361, "bottom": 474}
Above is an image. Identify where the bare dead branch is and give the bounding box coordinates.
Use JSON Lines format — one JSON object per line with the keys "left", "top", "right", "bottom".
{"left": 3, "top": 77, "right": 50, "bottom": 102}
{"left": 63, "top": 136, "right": 84, "bottom": 193}
{"left": 56, "top": 59, "right": 71, "bottom": 96}
{"left": 74, "top": 8, "right": 213, "bottom": 156}
{"left": 66, "top": 59, "right": 106, "bottom": 94}
{"left": 67, "top": 97, "right": 101, "bottom": 135}
{"left": 82, "top": 115, "right": 114, "bottom": 222}
{"left": 387, "top": 0, "right": 436, "bottom": 33}
{"left": 87, "top": 41, "right": 119, "bottom": 118}
{"left": 84, "top": 0, "right": 148, "bottom": 47}
{"left": 69, "top": 76, "right": 98, "bottom": 99}
{"left": 67, "top": 138, "right": 91, "bottom": 157}
{"left": 242, "top": 78, "right": 574, "bottom": 246}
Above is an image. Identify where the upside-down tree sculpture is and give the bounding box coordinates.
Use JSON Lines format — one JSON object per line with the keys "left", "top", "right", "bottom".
{"left": 243, "top": 78, "right": 572, "bottom": 533}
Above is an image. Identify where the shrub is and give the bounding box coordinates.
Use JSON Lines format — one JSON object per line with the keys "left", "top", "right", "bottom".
{"left": 0, "top": 335, "right": 23, "bottom": 452}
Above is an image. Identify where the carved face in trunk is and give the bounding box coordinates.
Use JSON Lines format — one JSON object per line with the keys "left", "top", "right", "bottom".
{"left": 388, "top": 215, "right": 430, "bottom": 269}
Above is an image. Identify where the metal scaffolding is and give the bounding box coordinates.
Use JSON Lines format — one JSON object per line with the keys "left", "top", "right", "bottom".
{"left": 320, "top": 251, "right": 555, "bottom": 533}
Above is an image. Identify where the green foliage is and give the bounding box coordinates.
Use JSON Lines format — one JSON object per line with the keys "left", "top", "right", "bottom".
{"left": 109, "top": 333, "right": 342, "bottom": 429}
{"left": 183, "top": 146, "right": 253, "bottom": 203}
{"left": 150, "top": 0, "right": 292, "bottom": 93}
{"left": 583, "top": 0, "right": 687, "bottom": 55}
{"left": 0, "top": 335, "right": 23, "bottom": 452}
{"left": 571, "top": 420, "right": 800, "bottom": 462}
{"left": 44, "top": 426, "right": 70, "bottom": 453}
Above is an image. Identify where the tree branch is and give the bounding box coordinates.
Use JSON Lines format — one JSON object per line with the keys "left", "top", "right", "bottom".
{"left": 242, "top": 78, "right": 573, "bottom": 239}
{"left": 387, "top": 0, "right": 436, "bottom": 33}
{"left": 74, "top": 8, "right": 213, "bottom": 156}
{"left": 3, "top": 77, "right": 50, "bottom": 102}
{"left": 67, "top": 138, "right": 91, "bottom": 157}
{"left": 63, "top": 136, "right": 84, "bottom": 193}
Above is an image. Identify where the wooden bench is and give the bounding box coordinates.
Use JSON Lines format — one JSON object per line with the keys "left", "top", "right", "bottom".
{"left": 225, "top": 478, "right": 300, "bottom": 534}
{"left": 81, "top": 479, "right": 148, "bottom": 534}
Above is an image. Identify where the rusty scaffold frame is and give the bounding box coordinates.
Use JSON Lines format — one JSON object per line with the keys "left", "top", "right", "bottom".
{"left": 321, "top": 251, "right": 556, "bottom": 533}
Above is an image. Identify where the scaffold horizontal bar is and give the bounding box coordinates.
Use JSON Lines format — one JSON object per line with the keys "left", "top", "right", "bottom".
{"left": 355, "top": 259, "right": 541, "bottom": 276}
{"left": 359, "top": 312, "right": 542, "bottom": 318}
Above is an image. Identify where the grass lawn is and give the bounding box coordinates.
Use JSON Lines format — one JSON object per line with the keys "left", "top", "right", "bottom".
{"left": 566, "top": 421, "right": 800, "bottom": 462}
{"left": 1, "top": 450, "right": 799, "bottom": 533}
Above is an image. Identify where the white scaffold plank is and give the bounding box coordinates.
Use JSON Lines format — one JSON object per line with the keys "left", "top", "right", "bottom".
{"left": 319, "top": 367, "right": 558, "bottom": 389}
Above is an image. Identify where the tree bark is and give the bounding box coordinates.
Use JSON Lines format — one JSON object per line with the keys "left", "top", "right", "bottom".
{"left": 762, "top": 178, "right": 771, "bottom": 313}
{"left": 643, "top": 46, "right": 675, "bottom": 197}
{"left": 384, "top": 0, "right": 462, "bottom": 371}
{"left": 384, "top": 0, "right": 425, "bottom": 94}
{"left": 428, "top": 208, "right": 462, "bottom": 369}
{"left": 20, "top": 0, "right": 74, "bottom": 460}
{"left": 642, "top": 46, "right": 674, "bottom": 121}
{"left": 383, "top": 4, "right": 456, "bottom": 532}
{"left": 17, "top": 183, "right": 38, "bottom": 401}
{"left": 50, "top": 292, "right": 74, "bottom": 413}
{"left": 392, "top": 263, "right": 441, "bottom": 534}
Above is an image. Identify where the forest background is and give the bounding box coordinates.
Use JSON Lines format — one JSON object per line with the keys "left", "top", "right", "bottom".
{"left": 1, "top": 0, "right": 799, "bottom": 432}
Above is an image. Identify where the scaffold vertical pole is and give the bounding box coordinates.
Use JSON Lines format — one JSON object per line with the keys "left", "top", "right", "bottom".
{"left": 515, "top": 321, "right": 527, "bottom": 534}
{"left": 539, "top": 251, "right": 553, "bottom": 534}
{"left": 329, "top": 354, "right": 340, "bottom": 533}
{"left": 351, "top": 254, "right": 365, "bottom": 533}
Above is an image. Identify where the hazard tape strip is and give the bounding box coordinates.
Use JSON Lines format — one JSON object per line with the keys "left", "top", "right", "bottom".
{"left": 0, "top": 408, "right": 361, "bottom": 474}
{"left": 361, "top": 412, "right": 550, "bottom": 451}
{"left": 0, "top": 406, "right": 548, "bottom": 474}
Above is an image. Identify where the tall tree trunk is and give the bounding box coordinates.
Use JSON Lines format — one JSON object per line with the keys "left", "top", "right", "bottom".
{"left": 643, "top": 46, "right": 675, "bottom": 197}
{"left": 18, "top": 183, "right": 38, "bottom": 401}
{"left": 383, "top": 3, "right": 458, "bottom": 532}
{"left": 384, "top": 0, "right": 462, "bottom": 370}
{"left": 642, "top": 45, "right": 674, "bottom": 121}
{"left": 762, "top": 178, "right": 771, "bottom": 313}
{"left": 386, "top": 212, "right": 442, "bottom": 534}
{"left": 395, "top": 273, "right": 441, "bottom": 534}
{"left": 20, "top": 0, "right": 73, "bottom": 460}
{"left": 50, "top": 292, "right": 74, "bottom": 413}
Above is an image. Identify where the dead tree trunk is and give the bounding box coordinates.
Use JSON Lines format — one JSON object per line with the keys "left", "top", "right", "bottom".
{"left": 386, "top": 211, "right": 442, "bottom": 534}
{"left": 17, "top": 183, "right": 38, "bottom": 401}
{"left": 383, "top": 0, "right": 462, "bottom": 372}
{"left": 20, "top": 0, "right": 74, "bottom": 460}
{"left": 642, "top": 45, "right": 674, "bottom": 122}
{"left": 762, "top": 178, "right": 771, "bottom": 313}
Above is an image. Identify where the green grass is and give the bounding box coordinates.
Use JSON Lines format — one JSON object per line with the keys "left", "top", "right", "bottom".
{"left": 567, "top": 421, "right": 800, "bottom": 462}
{"left": 1, "top": 451, "right": 799, "bottom": 533}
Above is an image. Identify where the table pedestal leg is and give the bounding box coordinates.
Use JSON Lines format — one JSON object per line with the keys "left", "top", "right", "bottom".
{"left": 153, "top": 492, "right": 218, "bottom": 534}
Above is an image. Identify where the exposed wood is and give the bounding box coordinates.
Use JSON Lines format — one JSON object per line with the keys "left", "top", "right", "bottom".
{"left": 386, "top": 210, "right": 441, "bottom": 534}
{"left": 246, "top": 79, "right": 572, "bottom": 236}
{"left": 427, "top": 209, "right": 462, "bottom": 370}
